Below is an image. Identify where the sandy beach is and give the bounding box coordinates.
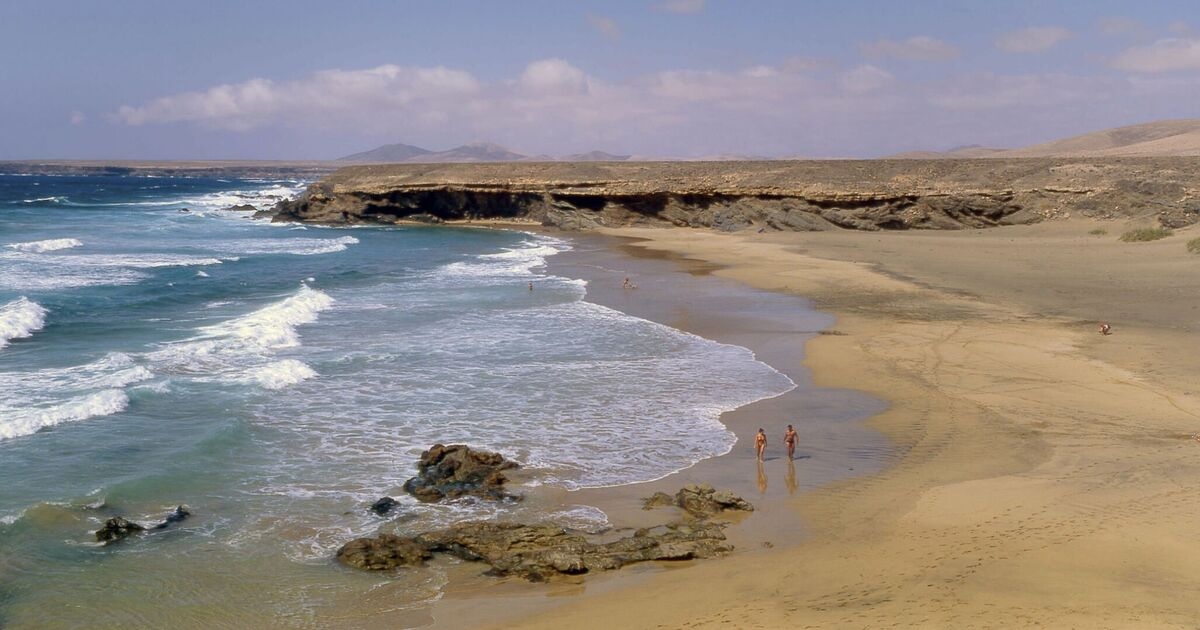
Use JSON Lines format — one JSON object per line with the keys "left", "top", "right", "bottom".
{"left": 427, "top": 219, "right": 1200, "bottom": 628}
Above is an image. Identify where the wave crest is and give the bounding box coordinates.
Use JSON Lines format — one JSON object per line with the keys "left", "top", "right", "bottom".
{"left": 0, "top": 390, "right": 128, "bottom": 440}
{"left": 0, "top": 297, "right": 47, "bottom": 349}
{"left": 6, "top": 238, "right": 83, "bottom": 253}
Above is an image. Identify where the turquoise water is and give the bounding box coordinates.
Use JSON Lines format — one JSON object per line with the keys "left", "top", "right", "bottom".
{"left": 0, "top": 175, "right": 793, "bottom": 627}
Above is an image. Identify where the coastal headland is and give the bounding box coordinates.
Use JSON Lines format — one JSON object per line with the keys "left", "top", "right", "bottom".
{"left": 271, "top": 158, "right": 1200, "bottom": 232}
{"left": 263, "top": 159, "right": 1200, "bottom": 627}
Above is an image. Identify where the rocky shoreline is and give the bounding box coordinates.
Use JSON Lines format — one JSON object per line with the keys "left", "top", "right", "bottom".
{"left": 269, "top": 158, "right": 1200, "bottom": 231}
{"left": 339, "top": 445, "right": 754, "bottom": 582}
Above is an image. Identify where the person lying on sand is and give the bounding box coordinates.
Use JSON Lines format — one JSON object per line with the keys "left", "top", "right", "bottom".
{"left": 755, "top": 428, "right": 767, "bottom": 461}
{"left": 784, "top": 424, "right": 798, "bottom": 460}
{"left": 1098, "top": 322, "right": 1112, "bottom": 335}
{"left": 623, "top": 277, "right": 637, "bottom": 289}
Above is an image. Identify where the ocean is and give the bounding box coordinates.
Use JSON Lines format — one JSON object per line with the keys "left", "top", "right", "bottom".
{"left": 0, "top": 174, "right": 794, "bottom": 627}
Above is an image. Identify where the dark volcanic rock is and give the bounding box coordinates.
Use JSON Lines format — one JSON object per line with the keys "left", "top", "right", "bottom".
{"left": 337, "top": 534, "right": 433, "bottom": 570}
{"left": 223, "top": 203, "right": 258, "bottom": 212}
{"left": 369, "top": 497, "right": 400, "bottom": 516}
{"left": 338, "top": 519, "right": 732, "bottom": 581}
{"left": 95, "top": 517, "right": 145, "bottom": 544}
{"left": 402, "top": 444, "right": 520, "bottom": 503}
{"left": 150, "top": 505, "right": 191, "bottom": 530}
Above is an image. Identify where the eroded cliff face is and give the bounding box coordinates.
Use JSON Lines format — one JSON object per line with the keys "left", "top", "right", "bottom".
{"left": 269, "top": 159, "right": 1200, "bottom": 231}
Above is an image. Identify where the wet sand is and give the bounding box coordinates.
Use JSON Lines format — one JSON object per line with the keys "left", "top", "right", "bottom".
{"left": 426, "top": 231, "right": 887, "bottom": 628}
{"left": 435, "top": 220, "right": 1200, "bottom": 628}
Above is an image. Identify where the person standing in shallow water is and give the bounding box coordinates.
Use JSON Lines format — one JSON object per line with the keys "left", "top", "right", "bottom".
{"left": 784, "top": 424, "right": 798, "bottom": 460}
{"left": 755, "top": 428, "right": 767, "bottom": 461}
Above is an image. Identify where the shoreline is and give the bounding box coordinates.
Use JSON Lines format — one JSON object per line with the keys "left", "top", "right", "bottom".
{"left": 436, "top": 220, "right": 1200, "bottom": 628}
{"left": 425, "top": 229, "right": 889, "bottom": 628}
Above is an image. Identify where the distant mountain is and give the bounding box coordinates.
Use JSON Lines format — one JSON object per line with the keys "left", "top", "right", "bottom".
{"left": 888, "top": 120, "right": 1200, "bottom": 159}
{"left": 418, "top": 143, "right": 528, "bottom": 163}
{"left": 338, "top": 142, "right": 431, "bottom": 163}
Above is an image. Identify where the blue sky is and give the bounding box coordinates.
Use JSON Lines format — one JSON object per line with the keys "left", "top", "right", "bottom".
{"left": 2, "top": 0, "right": 1198, "bottom": 159}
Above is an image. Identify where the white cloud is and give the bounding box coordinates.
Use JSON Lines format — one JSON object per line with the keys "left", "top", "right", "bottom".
{"left": 839, "top": 65, "right": 894, "bottom": 93}
{"left": 110, "top": 57, "right": 1200, "bottom": 158}
{"left": 660, "top": 0, "right": 705, "bottom": 14}
{"left": 518, "top": 59, "right": 588, "bottom": 94}
{"left": 1112, "top": 38, "right": 1200, "bottom": 73}
{"left": 927, "top": 73, "right": 1117, "bottom": 109}
{"left": 996, "top": 27, "right": 1071, "bottom": 53}
{"left": 69, "top": 111, "right": 85, "bottom": 125}
{"left": 116, "top": 64, "right": 480, "bottom": 130}
{"left": 588, "top": 14, "right": 620, "bottom": 40}
{"left": 860, "top": 36, "right": 959, "bottom": 61}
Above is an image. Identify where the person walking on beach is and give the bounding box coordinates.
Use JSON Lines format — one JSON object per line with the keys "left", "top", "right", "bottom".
{"left": 755, "top": 428, "right": 767, "bottom": 461}
{"left": 528, "top": 281, "right": 533, "bottom": 291}
{"left": 784, "top": 424, "right": 798, "bottom": 460}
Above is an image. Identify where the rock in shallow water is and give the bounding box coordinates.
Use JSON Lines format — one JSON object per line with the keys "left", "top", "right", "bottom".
{"left": 369, "top": 496, "right": 400, "bottom": 516}
{"left": 95, "top": 517, "right": 145, "bottom": 544}
{"left": 94, "top": 505, "right": 192, "bottom": 544}
{"left": 401, "top": 444, "right": 520, "bottom": 503}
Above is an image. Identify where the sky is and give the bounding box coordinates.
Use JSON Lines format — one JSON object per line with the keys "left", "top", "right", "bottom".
{"left": 1, "top": 0, "right": 1198, "bottom": 160}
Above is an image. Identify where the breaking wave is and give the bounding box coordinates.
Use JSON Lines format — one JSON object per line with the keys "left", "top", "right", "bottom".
{"left": 0, "top": 297, "right": 46, "bottom": 349}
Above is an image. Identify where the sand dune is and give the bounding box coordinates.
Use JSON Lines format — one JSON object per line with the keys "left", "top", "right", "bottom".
{"left": 892, "top": 119, "right": 1200, "bottom": 159}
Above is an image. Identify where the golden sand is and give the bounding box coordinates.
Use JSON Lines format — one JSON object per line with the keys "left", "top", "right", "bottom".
{"left": 473, "top": 220, "right": 1200, "bottom": 628}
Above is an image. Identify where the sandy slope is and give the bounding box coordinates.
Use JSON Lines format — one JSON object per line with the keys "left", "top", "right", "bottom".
{"left": 493, "top": 221, "right": 1200, "bottom": 628}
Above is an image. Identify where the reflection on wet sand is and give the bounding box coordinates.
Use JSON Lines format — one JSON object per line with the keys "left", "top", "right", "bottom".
{"left": 756, "top": 460, "right": 767, "bottom": 494}
{"left": 786, "top": 458, "right": 797, "bottom": 495}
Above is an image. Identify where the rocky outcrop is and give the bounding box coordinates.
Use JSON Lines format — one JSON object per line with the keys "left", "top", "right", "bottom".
{"left": 95, "top": 517, "right": 145, "bottom": 544}
{"left": 93, "top": 506, "right": 191, "bottom": 544}
{"left": 643, "top": 483, "right": 755, "bottom": 518}
{"left": 402, "top": 444, "right": 520, "bottom": 503}
{"left": 337, "top": 519, "right": 733, "bottom": 581}
{"left": 269, "top": 158, "right": 1200, "bottom": 231}
{"left": 369, "top": 497, "right": 400, "bottom": 516}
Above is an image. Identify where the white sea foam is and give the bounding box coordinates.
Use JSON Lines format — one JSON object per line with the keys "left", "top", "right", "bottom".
{"left": 196, "top": 270, "right": 210, "bottom": 278}
{"left": 0, "top": 266, "right": 146, "bottom": 290}
{"left": 440, "top": 239, "right": 566, "bottom": 279}
{"left": 21, "top": 196, "right": 65, "bottom": 204}
{"left": 6, "top": 238, "right": 83, "bottom": 253}
{"left": 0, "top": 297, "right": 46, "bottom": 349}
{"left": 213, "top": 236, "right": 358, "bottom": 257}
{"left": 0, "top": 390, "right": 128, "bottom": 440}
{"left": 251, "top": 359, "right": 317, "bottom": 389}
{"left": 69, "top": 253, "right": 225, "bottom": 268}
{"left": 148, "top": 285, "right": 334, "bottom": 388}
{"left": 204, "top": 285, "right": 334, "bottom": 350}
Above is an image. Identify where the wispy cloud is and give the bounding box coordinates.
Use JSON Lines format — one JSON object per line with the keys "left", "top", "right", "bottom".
{"left": 1112, "top": 38, "right": 1200, "bottom": 73}
{"left": 839, "top": 65, "right": 894, "bottom": 93}
{"left": 660, "top": 0, "right": 705, "bottom": 14}
{"left": 110, "top": 58, "right": 1198, "bottom": 157}
{"left": 69, "top": 111, "right": 85, "bottom": 125}
{"left": 996, "top": 27, "right": 1071, "bottom": 53}
{"left": 588, "top": 14, "right": 620, "bottom": 40}
{"left": 860, "top": 36, "right": 959, "bottom": 61}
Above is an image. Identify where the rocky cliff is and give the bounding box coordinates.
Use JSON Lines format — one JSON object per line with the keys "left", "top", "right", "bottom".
{"left": 270, "top": 158, "right": 1200, "bottom": 231}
